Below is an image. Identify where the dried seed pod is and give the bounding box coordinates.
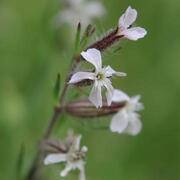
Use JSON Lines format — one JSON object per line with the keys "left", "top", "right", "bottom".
{"left": 65, "top": 99, "right": 126, "bottom": 118}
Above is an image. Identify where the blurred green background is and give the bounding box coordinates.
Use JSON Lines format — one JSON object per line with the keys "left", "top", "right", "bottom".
{"left": 0, "top": 0, "right": 180, "bottom": 179}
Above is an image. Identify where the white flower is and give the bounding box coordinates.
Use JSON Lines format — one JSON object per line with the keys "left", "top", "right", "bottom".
{"left": 117, "top": 6, "right": 147, "bottom": 41}
{"left": 44, "top": 135, "right": 88, "bottom": 180}
{"left": 54, "top": 0, "right": 105, "bottom": 28}
{"left": 110, "top": 89, "right": 144, "bottom": 135}
{"left": 69, "top": 48, "right": 126, "bottom": 108}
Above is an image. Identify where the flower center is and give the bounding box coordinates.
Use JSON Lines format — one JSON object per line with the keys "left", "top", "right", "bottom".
{"left": 96, "top": 72, "right": 104, "bottom": 80}
{"left": 68, "top": 150, "right": 85, "bottom": 162}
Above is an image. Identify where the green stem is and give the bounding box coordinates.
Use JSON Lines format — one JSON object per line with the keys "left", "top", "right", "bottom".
{"left": 26, "top": 57, "right": 80, "bottom": 180}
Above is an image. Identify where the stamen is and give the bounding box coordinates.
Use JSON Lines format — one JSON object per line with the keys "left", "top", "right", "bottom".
{"left": 96, "top": 73, "right": 104, "bottom": 80}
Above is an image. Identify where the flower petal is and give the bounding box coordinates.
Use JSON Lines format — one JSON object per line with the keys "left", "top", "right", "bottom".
{"left": 74, "top": 135, "right": 82, "bottom": 150}
{"left": 102, "top": 78, "right": 114, "bottom": 106}
{"left": 60, "top": 163, "right": 73, "bottom": 177}
{"left": 67, "top": 0, "right": 83, "bottom": 7}
{"left": 54, "top": 10, "right": 76, "bottom": 26}
{"left": 78, "top": 164, "right": 86, "bottom": 180}
{"left": 110, "top": 110, "right": 129, "bottom": 133}
{"left": 60, "top": 160, "right": 85, "bottom": 177}
{"left": 81, "top": 146, "right": 88, "bottom": 153}
{"left": 89, "top": 81, "right": 102, "bottom": 108}
{"left": 129, "top": 95, "right": 144, "bottom": 111}
{"left": 114, "top": 71, "right": 127, "bottom": 77}
{"left": 44, "top": 153, "right": 67, "bottom": 165}
{"left": 112, "top": 89, "right": 130, "bottom": 103}
{"left": 85, "top": 1, "right": 105, "bottom": 17}
{"left": 124, "top": 113, "right": 142, "bottom": 135}
{"left": 81, "top": 49, "right": 102, "bottom": 70}
{"left": 118, "top": 6, "right": 137, "bottom": 29}
{"left": 104, "top": 66, "right": 127, "bottom": 78}
{"left": 123, "top": 27, "right": 147, "bottom": 41}
{"left": 69, "top": 72, "right": 95, "bottom": 84}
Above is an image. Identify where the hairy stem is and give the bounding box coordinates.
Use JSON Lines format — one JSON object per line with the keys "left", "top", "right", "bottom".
{"left": 26, "top": 57, "right": 79, "bottom": 180}
{"left": 88, "top": 28, "right": 123, "bottom": 51}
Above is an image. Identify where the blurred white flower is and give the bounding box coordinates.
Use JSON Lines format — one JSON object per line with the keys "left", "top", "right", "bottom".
{"left": 44, "top": 134, "right": 88, "bottom": 180}
{"left": 69, "top": 48, "right": 126, "bottom": 108}
{"left": 117, "top": 6, "right": 147, "bottom": 41}
{"left": 54, "top": 0, "right": 105, "bottom": 28}
{"left": 110, "top": 89, "right": 144, "bottom": 135}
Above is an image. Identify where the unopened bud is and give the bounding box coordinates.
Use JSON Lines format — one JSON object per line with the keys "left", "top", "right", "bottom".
{"left": 65, "top": 99, "right": 126, "bottom": 118}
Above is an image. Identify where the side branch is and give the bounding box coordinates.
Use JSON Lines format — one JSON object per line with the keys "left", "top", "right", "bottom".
{"left": 26, "top": 59, "right": 78, "bottom": 180}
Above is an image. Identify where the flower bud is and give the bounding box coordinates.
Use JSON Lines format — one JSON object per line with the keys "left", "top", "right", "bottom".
{"left": 65, "top": 99, "right": 126, "bottom": 118}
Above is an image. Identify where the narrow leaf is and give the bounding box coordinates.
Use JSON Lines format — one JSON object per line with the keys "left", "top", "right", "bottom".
{"left": 80, "top": 24, "right": 95, "bottom": 49}
{"left": 53, "top": 73, "right": 61, "bottom": 100}
{"left": 16, "top": 144, "right": 25, "bottom": 179}
{"left": 74, "top": 22, "right": 81, "bottom": 52}
{"left": 113, "top": 45, "right": 122, "bottom": 53}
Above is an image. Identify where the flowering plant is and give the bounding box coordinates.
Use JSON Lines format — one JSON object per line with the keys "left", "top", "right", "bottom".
{"left": 25, "top": 5, "right": 147, "bottom": 180}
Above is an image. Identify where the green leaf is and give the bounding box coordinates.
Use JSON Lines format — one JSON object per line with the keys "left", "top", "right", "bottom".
{"left": 113, "top": 45, "right": 122, "bottom": 53}
{"left": 53, "top": 73, "right": 61, "bottom": 101}
{"left": 74, "top": 22, "right": 81, "bottom": 53}
{"left": 80, "top": 24, "right": 95, "bottom": 50}
{"left": 16, "top": 144, "right": 25, "bottom": 180}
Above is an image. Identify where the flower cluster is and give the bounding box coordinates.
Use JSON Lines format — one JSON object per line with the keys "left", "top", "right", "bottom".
{"left": 43, "top": 6, "right": 147, "bottom": 180}
{"left": 69, "top": 6, "right": 147, "bottom": 108}
{"left": 44, "top": 131, "right": 88, "bottom": 180}
{"left": 54, "top": 0, "right": 105, "bottom": 28}
{"left": 69, "top": 48, "right": 126, "bottom": 108}
{"left": 110, "top": 89, "right": 144, "bottom": 135}
{"left": 117, "top": 6, "right": 147, "bottom": 40}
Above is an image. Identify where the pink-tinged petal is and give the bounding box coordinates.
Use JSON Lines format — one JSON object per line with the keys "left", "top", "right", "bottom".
{"left": 118, "top": 6, "right": 137, "bottom": 29}
{"left": 112, "top": 89, "right": 130, "bottom": 103}
{"left": 44, "top": 153, "right": 67, "bottom": 165}
{"left": 69, "top": 72, "right": 95, "bottom": 84}
{"left": 123, "top": 27, "right": 147, "bottom": 41}
{"left": 81, "top": 49, "right": 102, "bottom": 70}
{"left": 89, "top": 81, "right": 102, "bottom": 108}
{"left": 124, "top": 113, "right": 142, "bottom": 135}
{"left": 110, "top": 110, "right": 129, "bottom": 133}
